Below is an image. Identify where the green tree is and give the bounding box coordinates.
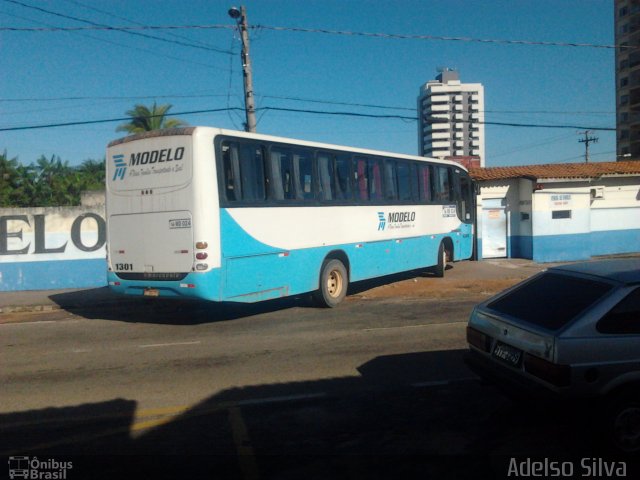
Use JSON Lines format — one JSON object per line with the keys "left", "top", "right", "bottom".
{"left": 10, "top": 163, "right": 37, "bottom": 207}
{"left": 33, "top": 155, "right": 71, "bottom": 206}
{"left": 116, "top": 102, "right": 187, "bottom": 134}
{"left": 0, "top": 154, "right": 106, "bottom": 208}
{"left": 0, "top": 150, "right": 19, "bottom": 205}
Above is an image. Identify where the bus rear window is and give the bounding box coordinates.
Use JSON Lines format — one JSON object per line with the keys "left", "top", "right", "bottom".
{"left": 487, "top": 272, "right": 613, "bottom": 331}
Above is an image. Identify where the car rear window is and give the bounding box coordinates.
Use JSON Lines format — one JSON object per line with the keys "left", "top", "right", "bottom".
{"left": 487, "top": 272, "right": 613, "bottom": 331}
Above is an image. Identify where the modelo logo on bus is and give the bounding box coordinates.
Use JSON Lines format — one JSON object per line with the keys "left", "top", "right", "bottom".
{"left": 112, "top": 147, "right": 185, "bottom": 181}
{"left": 377, "top": 211, "right": 416, "bottom": 231}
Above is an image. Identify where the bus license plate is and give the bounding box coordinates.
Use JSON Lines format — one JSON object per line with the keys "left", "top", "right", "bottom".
{"left": 492, "top": 341, "right": 522, "bottom": 367}
{"left": 144, "top": 289, "right": 160, "bottom": 297}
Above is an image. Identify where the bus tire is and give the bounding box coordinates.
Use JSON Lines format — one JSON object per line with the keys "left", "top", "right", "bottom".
{"left": 314, "top": 259, "right": 348, "bottom": 308}
{"left": 433, "top": 242, "right": 447, "bottom": 278}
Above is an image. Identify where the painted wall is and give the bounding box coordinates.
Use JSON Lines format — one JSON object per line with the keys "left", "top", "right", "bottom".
{"left": 531, "top": 186, "right": 592, "bottom": 262}
{"left": 478, "top": 176, "right": 640, "bottom": 263}
{"left": 0, "top": 197, "right": 106, "bottom": 291}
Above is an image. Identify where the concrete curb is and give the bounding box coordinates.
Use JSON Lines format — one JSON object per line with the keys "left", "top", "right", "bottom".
{"left": 0, "top": 304, "right": 61, "bottom": 314}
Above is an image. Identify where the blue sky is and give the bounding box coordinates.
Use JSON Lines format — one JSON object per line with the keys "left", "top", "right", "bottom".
{"left": 1, "top": 0, "right": 615, "bottom": 167}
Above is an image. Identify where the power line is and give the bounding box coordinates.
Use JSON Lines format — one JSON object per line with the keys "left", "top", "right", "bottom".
{"left": 60, "top": 0, "right": 220, "bottom": 50}
{"left": 0, "top": 92, "right": 616, "bottom": 119}
{"left": 261, "top": 94, "right": 416, "bottom": 112}
{"left": 491, "top": 133, "right": 575, "bottom": 159}
{"left": 0, "top": 20, "right": 629, "bottom": 51}
{"left": 0, "top": 94, "right": 231, "bottom": 102}
{"left": 0, "top": 8, "right": 229, "bottom": 70}
{"left": 0, "top": 108, "right": 244, "bottom": 132}
{"left": 252, "top": 25, "right": 628, "bottom": 50}
{"left": 0, "top": 106, "right": 616, "bottom": 133}
{"left": 2, "top": 0, "right": 233, "bottom": 54}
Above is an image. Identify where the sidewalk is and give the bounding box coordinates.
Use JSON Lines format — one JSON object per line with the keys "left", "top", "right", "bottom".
{"left": 0, "top": 258, "right": 551, "bottom": 315}
{"left": 0, "top": 286, "right": 125, "bottom": 314}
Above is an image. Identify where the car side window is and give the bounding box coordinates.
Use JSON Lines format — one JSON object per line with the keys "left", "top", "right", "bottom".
{"left": 597, "top": 287, "right": 640, "bottom": 334}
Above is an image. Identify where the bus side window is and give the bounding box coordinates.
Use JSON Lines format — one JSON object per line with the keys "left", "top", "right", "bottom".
{"left": 418, "top": 164, "right": 433, "bottom": 203}
{"left": 397, "top": 161, "right": 412, "bottom": 202}
{"left": 459, "top": 174, "right": 473, "bottom": 222}
{"left": 384, "top": 159, "right": 398, "bottom": 201}
{"left": 334, "top": 155, "right": 352, "bottom": 200}
{"left": 354, "top": 157, "right": 369, "bottom": 201}
{"left": 239, "top": 142, "right": 266, "bottom": 201}
{"left": 368, "top": 158, "right": 383, "bottom": 201}
{"left": 317, "top": 152, "right": 334, "bottom": 201}
{"left": 222, "top": 141, "right": 242, "bottom": 201}
{"left": 292, "top": 149, "right": 314, "bottom": 201}
{"left": 269, "top": 147, "right": 294, "bottom": 201}
{"left": 409, "top": 163, "right": 419, "bottom": 202}
{"left": 435, "top": 166, "right": 453, "bottom": 202}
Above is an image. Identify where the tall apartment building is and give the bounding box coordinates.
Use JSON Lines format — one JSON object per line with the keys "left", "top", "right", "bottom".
{"left": 417, "top": 69, "right": 485, "bottom": 168}
{"left": 615, "top": 0, "right": 640, "bottom": 160}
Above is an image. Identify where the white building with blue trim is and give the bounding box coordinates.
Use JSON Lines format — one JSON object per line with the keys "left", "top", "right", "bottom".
{"left": 471, "top": 161, "right": 640, "bottom": 262}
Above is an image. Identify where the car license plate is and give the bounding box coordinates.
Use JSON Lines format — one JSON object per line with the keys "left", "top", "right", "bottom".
{"left": 144, "top": 289, "right": 160, "bottom": 297}
{"left": 492, "top": 341, "right": 522, "bottom": 367}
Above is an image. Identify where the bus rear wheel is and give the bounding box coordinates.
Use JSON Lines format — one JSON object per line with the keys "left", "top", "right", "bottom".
{"left": 432, "top": 242, "right": 447, "bottom": 278}
{"left": 314, "top": 259, "right": 348, "bottom": 308}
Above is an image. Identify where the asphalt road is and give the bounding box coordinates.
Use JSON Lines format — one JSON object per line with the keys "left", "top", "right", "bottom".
{"left": 2, "top": 270, "right": 637, "bottom": 479}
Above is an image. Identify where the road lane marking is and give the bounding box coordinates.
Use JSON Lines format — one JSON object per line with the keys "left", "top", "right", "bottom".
{"left": 362, "top": 321, "right": 464, "bottom": 332}
{"left": 138, "top": 341, "right": 201, "bottom": 348}
{"left": 228, "top": 406, "right": 260, "bottom": 480}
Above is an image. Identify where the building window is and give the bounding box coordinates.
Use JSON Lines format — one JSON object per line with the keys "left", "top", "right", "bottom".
{"left": 621, "top": 94, "right": 630, "bottom": 106}
{"left": 552, "top": 210, "right": 571, "bottom": 220}
{"left": 619, "top": 6, "right": 628, "bottom": 17}
{"left": 621, "top": 77, "right": 629, "bottom": 87}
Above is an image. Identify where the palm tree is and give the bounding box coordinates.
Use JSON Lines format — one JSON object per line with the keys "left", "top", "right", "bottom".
{"left": 116, "top": 102, "right": 187, "bottom": 134}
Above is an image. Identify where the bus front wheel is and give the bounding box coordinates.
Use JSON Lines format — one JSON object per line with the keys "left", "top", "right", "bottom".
{"left": 314, "top": 259, "right": 348, "bottom": 308}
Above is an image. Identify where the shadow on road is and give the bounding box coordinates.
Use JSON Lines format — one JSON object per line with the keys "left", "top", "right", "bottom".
{"left": 3, "top": 348, "right": 633, "bottom": 479}
{"left": 47, "top": 266, "right": 449, "bottom": 326}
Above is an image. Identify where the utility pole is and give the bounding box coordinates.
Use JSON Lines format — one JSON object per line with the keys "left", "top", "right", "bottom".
{"left": 578, "top": 130, "right": 598, "bottom": 163}
{"left": 228, "top": 6, "right": 257, "bottom": 133}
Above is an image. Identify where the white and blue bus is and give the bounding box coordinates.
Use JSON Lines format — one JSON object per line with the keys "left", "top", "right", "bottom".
{"left": 106, "top": 127, "right": 475, "bottom": 307}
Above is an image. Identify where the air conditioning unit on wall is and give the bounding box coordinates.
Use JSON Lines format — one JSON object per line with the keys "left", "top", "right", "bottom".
{"left": 590, "top": 187, "right": 604, "bottom": 199}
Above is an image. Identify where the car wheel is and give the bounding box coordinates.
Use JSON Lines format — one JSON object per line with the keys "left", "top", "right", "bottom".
{"left": 608, "top": 394, "right": 640, "bottom": 453}
{"left": 313, "top": 258, "right": 348, "bottom": 308}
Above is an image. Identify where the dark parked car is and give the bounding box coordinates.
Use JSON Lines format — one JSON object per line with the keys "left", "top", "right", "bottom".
{"left": 465, "top": 258, "right": 640, "bottom": 453}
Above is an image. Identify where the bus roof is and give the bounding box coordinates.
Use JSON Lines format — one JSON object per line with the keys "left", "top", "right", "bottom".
{"left": 108, "top": 126, "right": 469, "bottom": 171}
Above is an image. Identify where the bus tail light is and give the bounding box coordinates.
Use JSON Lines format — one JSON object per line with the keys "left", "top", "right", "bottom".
{"left": 196, "top": 241, "right": 208, "bottom": 249}
{"left": 196, "top": 252, "right": 208, "bottom": 260}
{"left": 195, "top": 263, "right": 208, "bottom": 271}
{"left": 523, "top": 354, "right": 571, "bottom": 387}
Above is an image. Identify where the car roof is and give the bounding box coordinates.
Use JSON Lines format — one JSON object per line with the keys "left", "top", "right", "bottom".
{"left": 549, "top": 258, "right": 640, "bottom": 285}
